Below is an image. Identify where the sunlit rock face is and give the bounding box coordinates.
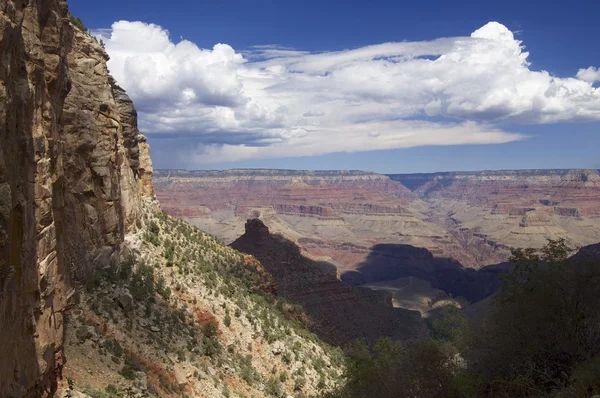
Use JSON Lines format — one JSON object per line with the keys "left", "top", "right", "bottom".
{"left": 0, "top": 1, "right": 152, "bottom": 395}
{"left": 389, "top": 169, "right": 600, "bottom": 250}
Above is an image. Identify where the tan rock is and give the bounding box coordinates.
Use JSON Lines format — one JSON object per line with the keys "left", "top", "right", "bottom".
{"left": 0, "top": 1, "right": 153, "bottom": 395}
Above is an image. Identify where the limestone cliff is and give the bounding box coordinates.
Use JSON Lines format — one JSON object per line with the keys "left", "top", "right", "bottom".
{"left": 0, "top": 1, "right": 153, "bottom": 396}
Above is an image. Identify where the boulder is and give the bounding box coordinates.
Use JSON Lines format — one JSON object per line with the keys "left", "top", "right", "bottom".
{"left": 272, "top": 341, "right": 284, "bottom": 355}
{"left": 117, "top": 290, "right": 134, "bottom": 310}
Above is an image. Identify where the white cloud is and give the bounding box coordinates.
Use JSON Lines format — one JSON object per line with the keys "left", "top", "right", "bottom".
{"left": 96, "top": 21, "right": 600, "bottom": 164}
{"left": 577, "top": 67, "right": 600, "bottom": 83}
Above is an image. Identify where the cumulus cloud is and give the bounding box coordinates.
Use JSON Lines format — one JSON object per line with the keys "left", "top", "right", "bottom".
{"left": 96, "top": 21, "right": 600, "bottom": 164}
{"left": 577, "top": 67, "right": 600, "bottom": 83}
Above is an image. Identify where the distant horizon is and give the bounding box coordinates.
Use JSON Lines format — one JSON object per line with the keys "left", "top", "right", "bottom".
{"left": 153, "top": 167, "right": 600, "bottom": 175}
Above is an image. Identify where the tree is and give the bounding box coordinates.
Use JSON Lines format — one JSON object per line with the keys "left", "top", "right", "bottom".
{"left": 326, "top": 338, "right": 461, "bottom": 398}
{"left": 69, "top": 14, "right": 88, "bottom": 33}
{"left": 430, "top": 304, "right": 468, "bottom": 346}
{"left": 463, "top": 239, "right": 600, "bottom": 397}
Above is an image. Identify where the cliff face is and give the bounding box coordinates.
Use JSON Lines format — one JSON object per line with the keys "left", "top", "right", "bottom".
{"left": 231, "top": 219, "right": 429, "bottom": 346}
{"left": 388, "top": 169, "right": 600, "bottom": 216}
{"left": 0, "top": 1, "right": 152, "bottom": 396}
{"left": 389, "top": 169, "right": 600, "bottom": 252}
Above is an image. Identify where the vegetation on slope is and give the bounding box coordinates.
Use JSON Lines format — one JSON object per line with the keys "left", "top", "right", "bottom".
{"left": 61, "top": 199, "right": 343, "bottom": 397}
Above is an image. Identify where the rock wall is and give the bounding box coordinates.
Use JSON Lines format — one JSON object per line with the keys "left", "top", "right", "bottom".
{"left": 388, "top": 169, "right": 600, "bottom": 216}
{"left": 0, "top": 1, "right": 152, "bottom": 396}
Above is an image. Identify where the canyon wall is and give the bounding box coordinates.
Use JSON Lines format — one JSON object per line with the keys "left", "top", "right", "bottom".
{"left": 153, "top": 169, "right": 515, "bottom": 270}
{"left": 389, "top": 170, "right": 600, "bottom": 250}
{"left": 155, "top": 168, "right": 600, "bottom": 290}
{"left": 154, "top": 169, "right": 414, "bottom": 215}
{"left": 0, "top": 1, "right": 152, "bottom": 395}
{"left": 389, "top": 169, "right": 600, "bottom": 216}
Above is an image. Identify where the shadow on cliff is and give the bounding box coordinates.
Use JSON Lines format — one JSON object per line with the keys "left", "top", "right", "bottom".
{"left": 1, "top": 21, "right": 49, "bottom": 398}
{"left": 230, "top": 219, "right": 429, "bottom": 346}
{"left": 0, "top": 5, "right": 77, "bottom": 394}
{"left": 341, "top": 243, "right": 511, "bottom": 303}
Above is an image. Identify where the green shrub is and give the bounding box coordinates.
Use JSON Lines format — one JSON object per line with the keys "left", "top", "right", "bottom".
{"left": 265, "top": 376, "right": 284, "bottom": 397}
{"left": 69, "top": 14, "right": 88, "bottom": 32}
{"left": 130, "top": 263, "right": 155, "bottom": 301}
{"left": 463, "top": 239, "right": 600, "bottom": 397}
{"left": 119, "top": 356, "right": 141, "bottom": 380}
{"left": 75, "top": 326, "right": 91, "bottom": 342}
{"left": 294, "top": 377, "right": 306, "bottom": 391}
{"left": 429, "top": 304, "right": 467, "bottom": 345}
{"left": 105, "top": 339, "right": 123, "bottom": 358}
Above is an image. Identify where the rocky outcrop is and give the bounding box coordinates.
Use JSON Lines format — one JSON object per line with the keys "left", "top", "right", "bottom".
{"left": 231, "top": 219, "right": 428, "bottom": 345}
{"left": 0, "top": 2, "right": 152, "bottom": 396}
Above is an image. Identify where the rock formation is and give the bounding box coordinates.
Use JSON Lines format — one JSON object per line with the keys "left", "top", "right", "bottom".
{"left": 156, "top": 168, "right": 600, "bottom": 271}
{"left": 389, "top": 169, "right": 600, "bottom": 216}
{"left": 0, "top": 2, "right": 152, "bottom": 395}
{"left": 231, "top": 219, "right": 429, "bottom": 346}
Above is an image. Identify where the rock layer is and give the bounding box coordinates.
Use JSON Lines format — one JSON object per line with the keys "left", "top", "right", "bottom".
{"left": 389, "top": 170, "right": 600, "bottom": 250}
{"left": 389, "top": 169, "right": 600, "bottom": 216}
{"left": 155, "top": 168, "right": 600, "bottom": 275}
{"left": 0, "top": 2, "right": 152, "bottom": 395}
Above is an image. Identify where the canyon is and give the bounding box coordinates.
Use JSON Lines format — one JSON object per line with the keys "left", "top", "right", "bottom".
{"left": 2, "top": 1, "right": 600, "bottom": 396}
{"left": 389, "top": 169, "right": 600, "bottom": 251}
{"left": 154, "top": 168, "right": 600, "bottom": 309}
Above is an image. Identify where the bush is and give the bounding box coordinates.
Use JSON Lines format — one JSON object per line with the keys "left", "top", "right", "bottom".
{"left": 149, "top": 221, "right": 160, "bottom": 234}
{"left": 294, "top": 377, "right": 306, "bottom": 391}
{"left": 265, "top": 376, "right": 284, "bottom": 397}
{"left": 203, "top": 336, "right": 221, "bottom": 358}
{"left": 105, "top": 339, "right": 123, "bottom": 358}
{"left": 130, "top": 263, "right": 155, "bottom": 301}
{"left": 429, "top": 304, "right": 467, "bottom": 345}
{"left": 75, "top": 326, "right": 91, "bottom": 342}
{"left": 327, "top": 338, "right": 460, "bottom": 398}
{"left": 569, "top": 357, "right": 600, "bottom": 396}
{"left": 119, "top": 356, "right": 141, "bottom": 380}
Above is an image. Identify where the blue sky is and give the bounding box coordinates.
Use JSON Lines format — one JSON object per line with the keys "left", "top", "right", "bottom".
{"left": 70, "top": 0, "right": 600, "bottom": 173}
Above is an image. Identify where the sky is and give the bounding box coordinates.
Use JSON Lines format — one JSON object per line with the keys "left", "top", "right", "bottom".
{"left": 69, "top": 0, "right": 600, "bottom": 173}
